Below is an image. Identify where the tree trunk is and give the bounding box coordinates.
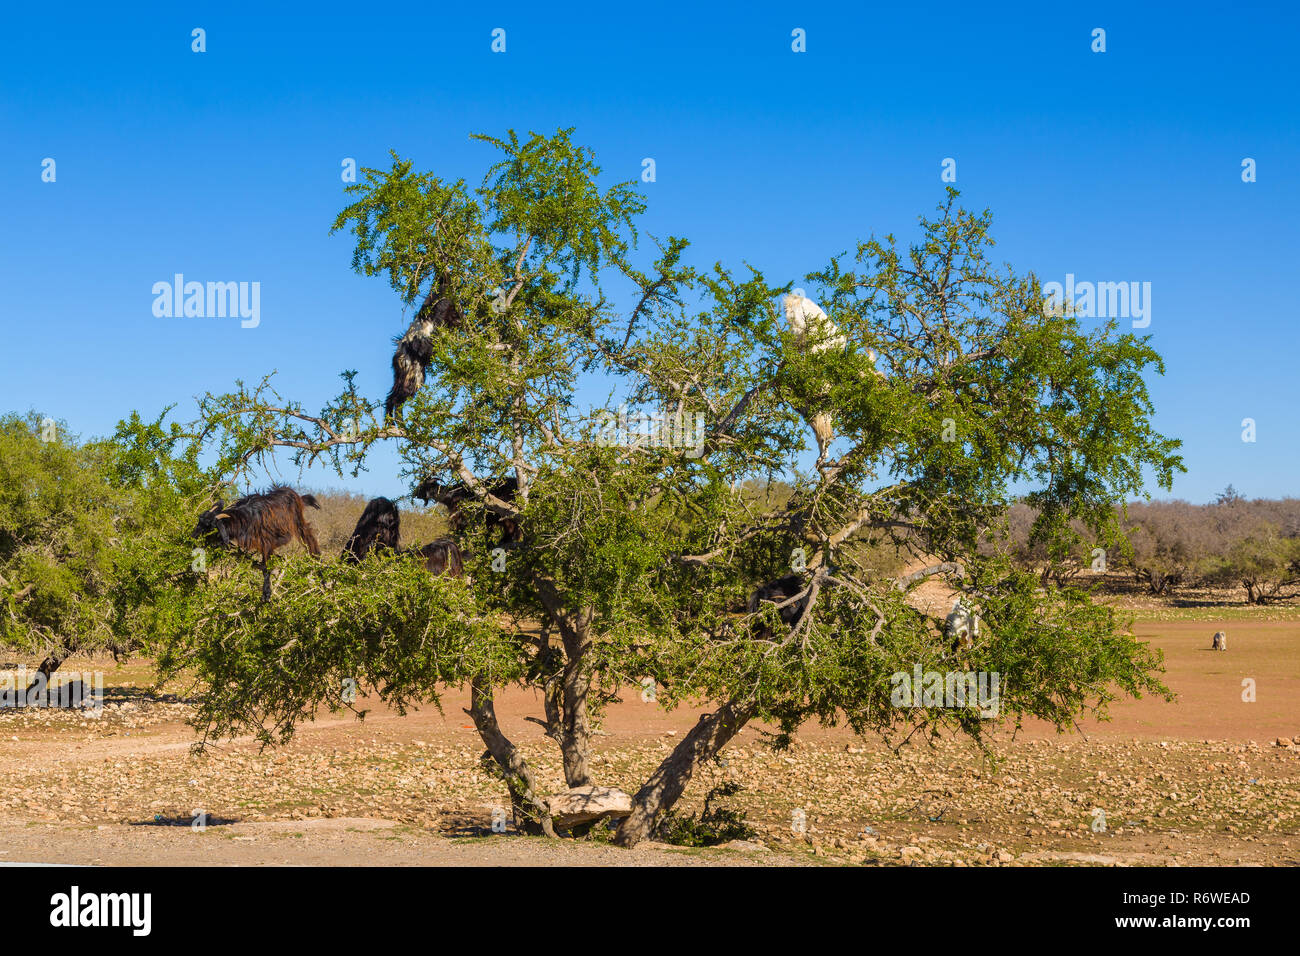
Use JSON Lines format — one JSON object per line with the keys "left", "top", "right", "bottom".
{"left": 465, "top": 679, "right": 555, "bottom": 837}
{"left": 536, "top": 585, "right": 597, "bottom": 789}
{"left": 24, "top": 651, "right": 67, "bottom": 701}
{"left": 558, "top": 621, "right": 595, "bottom": 788}
{"left": 614, "top": 697, "right": 756, "bottom": 848}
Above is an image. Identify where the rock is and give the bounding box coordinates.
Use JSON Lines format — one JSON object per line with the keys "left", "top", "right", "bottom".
{"left": 543, "top": 786, "right": 632, "bottom": 827}
{"left": 994, "top": 849, "right": 1015, "bottom": 862}
{"left": 718, "top": 839, "right": 770, "bottom": 852}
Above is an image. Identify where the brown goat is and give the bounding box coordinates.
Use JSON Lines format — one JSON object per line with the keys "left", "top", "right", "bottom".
{"left": 340, "top": 496, "right": 464, "bottom": 578}
{"left": 412, "top": 539, "right": 465, "bottom": 577}
{"left": 746, "top": 573, "right": 809, "bottom": 627}
{"left": 195, "top": 486, "right": 322, "bottom": 601}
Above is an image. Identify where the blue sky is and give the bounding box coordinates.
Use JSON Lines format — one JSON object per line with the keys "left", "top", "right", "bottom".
{"left": 2, "top": 1, "right": 1296, "bottom": 502}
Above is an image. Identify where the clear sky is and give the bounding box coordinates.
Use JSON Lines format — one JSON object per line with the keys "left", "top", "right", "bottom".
{"left": 2, "top": 1, "right": 1296, "bottom": 503}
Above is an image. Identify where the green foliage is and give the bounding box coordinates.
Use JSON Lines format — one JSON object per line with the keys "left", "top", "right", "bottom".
{"left": 1205, "top": 525, "right": 1300, "bottom": 604}
{"left": 157, "top": 552, "right": 505, "bottom": 747}
{"left": 0, "top": 410, "right": 207, "bottom": 667}
{"left": 658, "top": 782, "right": 758, "bottom": 847}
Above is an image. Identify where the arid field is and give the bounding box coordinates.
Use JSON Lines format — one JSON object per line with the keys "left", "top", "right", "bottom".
{"left": 2, "top": 602, "right": 1297, "bottom": 867}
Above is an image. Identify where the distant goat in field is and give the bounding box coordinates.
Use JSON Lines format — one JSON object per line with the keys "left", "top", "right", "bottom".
{"left": 341, "top": 496, "right": 464, "bottom": 577}
{"left": 194, "top": 486, "right": 322, "bottom": 601}
{"left": 414, "top": 475, "right": 521, "bottom": 546}
{"left": 1212, "top": 631, "right": 1228, "bottom": 651}
{"left": 386, "top": 275, "right": 464, "bottom": 420}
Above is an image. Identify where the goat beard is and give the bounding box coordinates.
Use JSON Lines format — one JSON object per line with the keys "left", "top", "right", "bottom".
{"left": 385, "top": 285, "right": 464, "bottom": 420}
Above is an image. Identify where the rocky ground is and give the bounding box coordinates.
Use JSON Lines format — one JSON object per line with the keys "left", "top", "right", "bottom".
{"left": 2, "top": 665, "right": 1297, "bottom": 866}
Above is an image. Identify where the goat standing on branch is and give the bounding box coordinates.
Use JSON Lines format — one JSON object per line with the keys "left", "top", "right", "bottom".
{"left": 341, "top": 496, "right": 401, "bottom": 562}
{"left": 194, "top": 486, "right": 322, "bottom": 601}
{"left": 945, "top": 597, "right": 980, "bottom": 653}
{"left": 414, "top": 475, "right": 521, "bottom": 547}
{"left": 782, "top": 292, "right": 880, "bottom": 456}
{"left": 341, "top": 496, "right": 464, "bottom": 577}
{"left": 746, "top": 573, "right": 810, "bottom": 627}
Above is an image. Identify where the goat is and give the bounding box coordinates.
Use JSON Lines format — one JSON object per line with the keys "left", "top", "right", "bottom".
{"left": 783, "top": 293, "right": 845, "bottom": 352}
{"left": 340, "top": 496, "right": 464, "bottom": 578}
{"left": 746, "top": 573, "right": 809, "bottom": 627}
{"left": 194, "top": 486, "right": 321, "bottom": 601}
{"left": 1212, "top": 630, "right": 1228, "bottom": 651}
{"left": 341, "top": 496, "right": 402, "bottom": 563}
{"left": 414, "top": 475, "right": 521, "bottom": 546}
{"left": 412, "top": 539, "right": 465, "bottom": 577}
{"left": 782, "top": 292, "right": 883, "bottom": 455}
{"left": 945, "top": 598, "right": 980, "bottom": 652}
{"left": 386, "top": 275, "right": 464, "bottom": 420}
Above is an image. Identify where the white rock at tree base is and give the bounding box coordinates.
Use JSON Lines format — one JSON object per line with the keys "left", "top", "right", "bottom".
{"left": 544, "top": 785, "right": 632, "bottom": 827}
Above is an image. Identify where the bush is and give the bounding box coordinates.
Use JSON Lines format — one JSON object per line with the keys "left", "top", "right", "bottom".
{"left": 1203, "top": 525, "right": 1300, "bottom": 604}
{"left": 0, "top": 410, "right": 207, "bottom": 677}
{"left": 657, "top": 782, "right": 757, "bottom": 847}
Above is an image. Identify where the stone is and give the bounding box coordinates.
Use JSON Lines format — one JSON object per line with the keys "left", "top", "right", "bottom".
{"left": 543, "top": 786, "right": 632, "bottom": 827}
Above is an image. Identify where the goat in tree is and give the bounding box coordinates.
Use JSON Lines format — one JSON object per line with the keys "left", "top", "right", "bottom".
{"left": 194, "top": 486, "right": 322, "bottom": 601}
{"left": 410, "top": 539, "right": 465, "bottom": 577}
{"left": 747, "top": 573, "right": 810, "bottom": 627}
{"left": 341, "top": 496, "right": 464, "bottom": 577}
{"left": 341, "top": 496, "right": 402, "bottom": 562}
{"left": 782, "top": 292, "right": 881, "bottom": 455}
{"left": 945, "top": 597, "right": 980, "bottom": 653}
{"left": 385, "top": 273, "right": 465, "bottom": 420}
{"left": 414, "top": 475, "right": 521, "bottom": 547}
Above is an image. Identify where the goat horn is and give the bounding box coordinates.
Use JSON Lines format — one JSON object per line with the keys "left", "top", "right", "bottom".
{"left": 215, "top": 513, "right": 230, "bottom": 520}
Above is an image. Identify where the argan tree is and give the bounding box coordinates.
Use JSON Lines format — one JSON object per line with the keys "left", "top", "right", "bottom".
{"left": 0, "top": 411, "right": 207, "bottom": 683}
{"left": 178, "top": 130, "right": 1182, "bottom": 846}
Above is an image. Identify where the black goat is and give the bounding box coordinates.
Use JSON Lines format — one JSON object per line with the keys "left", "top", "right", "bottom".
{"left": 341, "top": 496, "right": 464, "bottom": 578}
{"left": 341, "top": 496, "right": 402, "bottom": 563}
{"left": 385, "top": 275, "right": 464, "bottom": 420}
{"left": 746, "top": 573, "right": 809, "bottom": 627}
{"left": 413, "top": 475, "right": 521, "bottom": 546}
{"left": 194, "top": 486, "right": 322, "bottom": 601}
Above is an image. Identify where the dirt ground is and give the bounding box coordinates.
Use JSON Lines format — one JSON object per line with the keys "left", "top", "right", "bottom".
{"left": 1, "top": 611, "right": 1297, "bottom": 866}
